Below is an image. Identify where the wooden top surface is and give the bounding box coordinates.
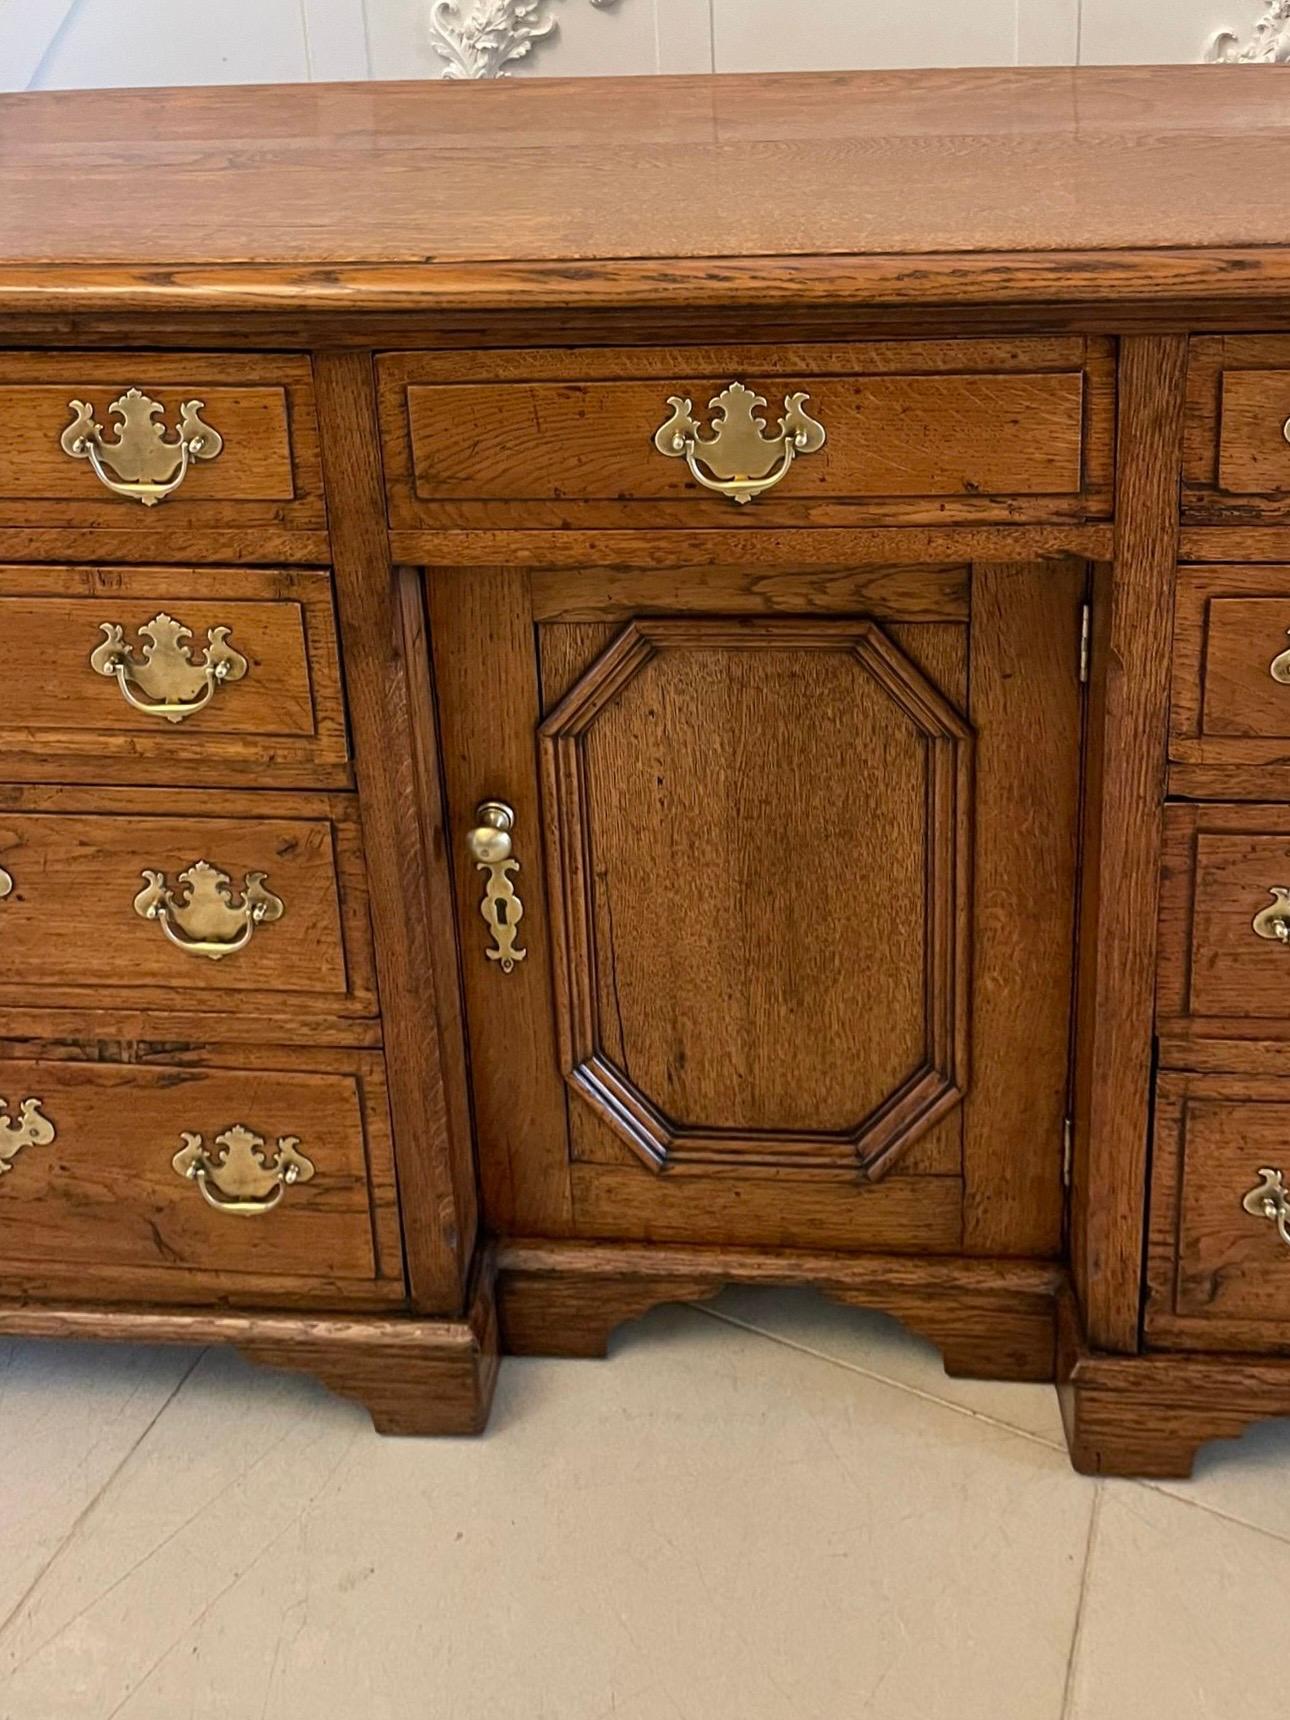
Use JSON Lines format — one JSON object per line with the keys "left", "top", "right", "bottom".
{"left": 3, "top": 66, "right": 1290, "bottom": 313}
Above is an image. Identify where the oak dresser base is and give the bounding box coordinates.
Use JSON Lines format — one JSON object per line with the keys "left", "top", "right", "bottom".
{"left": 497, "top": 1242, "right": 1063, "bottom": 1381}
{"left": 0, "top": 1259, "right": 499, "bottom": 1438}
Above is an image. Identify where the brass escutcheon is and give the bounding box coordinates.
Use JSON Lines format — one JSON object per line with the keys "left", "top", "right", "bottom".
{"left": 61, "top": 389, "right": 223, "bottom": 506}
{"left": 133, "top": 860, "right": 284, "bottom": 961}
{"left": 653, "top": 381, "right": 826, "bottom": 504}
{"left": 90, "top": 612, "right": 248, "bottom": 723}
{"left": 1253, "top": 886, "right": 1290, "bottom": 945}
{"left": 466, "top": 800, "right": 526, "bottom": 973}
{"left": 172, "top": 1123, "right": 314, "bottom": 1216}
{"left": 0, "top": 1097, "right": 55, "bottom": 1176}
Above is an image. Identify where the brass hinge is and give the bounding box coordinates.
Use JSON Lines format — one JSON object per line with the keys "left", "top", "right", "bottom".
{"left": 1078, "top": 601, "right": 1091, "bottom": 685}
{"left": 1062, "top": 1115, "right": 1074, "bottom": 1187}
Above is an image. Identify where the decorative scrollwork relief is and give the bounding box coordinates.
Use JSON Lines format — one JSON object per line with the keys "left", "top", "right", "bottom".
{"left": 1206, "top": 2, "right": 1290, "bottom": 61}
{"left": 428, "top": 0, "right": 622, "bottom": 79}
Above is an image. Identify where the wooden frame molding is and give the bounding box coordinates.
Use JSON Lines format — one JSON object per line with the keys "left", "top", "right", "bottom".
{"left": 1071, "top": 335, "right": 1187, "bottom": 1353}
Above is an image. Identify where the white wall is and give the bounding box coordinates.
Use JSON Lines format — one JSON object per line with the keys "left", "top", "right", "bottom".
{"left": 0, "top": 0, "right": 1283, "bottom": 92}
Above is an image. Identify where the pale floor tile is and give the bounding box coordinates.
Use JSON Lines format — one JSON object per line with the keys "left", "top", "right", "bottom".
{"left": 0, "top": 1340, "right": 200, "bottom": 1632}
{"left": 0, "top": 1308, "right": 1094, "bottom": 1720}
{"left": 704, "top": 1285, "right": 1068, "bottom": 1445}
{"left": 1152, "top": 1412, "right": 1290, "bottom": 1540}
{"left": 1067, "top": 1481, "right": 1290, "bottom": 1720}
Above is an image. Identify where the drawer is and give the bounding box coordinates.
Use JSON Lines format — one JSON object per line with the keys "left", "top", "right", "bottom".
{"left": 1147, "top": 1071, "right": 1290, "bottom": 1352}
{"left": 1184, "top": 336, "right": 1290, "bottom": 520}
{"left": 1159, "top": 803, "right": 1290, "bottom": 1039}
{"left": 0, "top": 352, "right": 325, "bottom": 534}
{"left": 0, "top": 1049, "right": 402, "bottom": 1307}
{"left": 0, "top": 565, "right": 348, "bottom": 787}
{"left": 1170, "top": 565, "right": 1290, "bottom": 777}
{"left": 379, "top": 338, "right": 1115, "bottom": 530}
{"left": 0, "top": 787, "right": 375, "bottom": 1016}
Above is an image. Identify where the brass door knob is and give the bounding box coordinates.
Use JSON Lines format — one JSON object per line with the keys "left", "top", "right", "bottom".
{"left": 466, "top": 801, "right": 515, "bottom": 864}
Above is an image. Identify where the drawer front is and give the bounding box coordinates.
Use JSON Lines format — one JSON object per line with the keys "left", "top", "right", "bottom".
{"left": 1159, "top": 803, "right": 1290, "bottom": 1037}
{"left": 1147, "top": 1071, "right": 1290, "bottom": 1352}
{"left": 1185, "top": 336, "right": 1290, "bottom": 520}
{"left": 0, "top": 565, "right": 348, "bottom": 786}
{"left": 1170, "top": 566, "right": 1290, "bottom": 774}
{"left": 380, "top": 338, "right": 1114, "bottom": 530}
{"left": 0, "top": 353, "right": 325, "bottom": 532}
{"left": 0, "top": 1051, "right": 402, "bottom": 1305}
{"left": 0, "top": 788, "right": 375, "bottom": 1015}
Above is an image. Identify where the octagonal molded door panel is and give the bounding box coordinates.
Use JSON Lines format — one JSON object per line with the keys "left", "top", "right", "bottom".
{"left": 538, "top": 618, "right": 972, "bottom": 1177}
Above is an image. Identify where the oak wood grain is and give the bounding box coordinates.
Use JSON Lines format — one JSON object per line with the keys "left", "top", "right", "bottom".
{"left": 0, "top": 1263, "right": 498, "bottom": 1436}
{"left": 1058, "top": 1290, "right": 1290, "bottom": 1477}
{"left": 0, "top": 353, "right": 324, "bottom": 534}
{"left": 499, "top": 1239, "right": 1059, "bottom": 1378}
{"left": 0, "top": 563, "right": 348, "bottom": 787}
{"left": 5, "top": 70, "right": 1290, "bottom": 318}
{"left": 314, "top": 352, "right": 478, "bottom": 1312}
{"left": 1158, "top": 802, "right": 1290, "bottom": 1039}
{"left": 395, "top": 526, "right": 1116, "bottom": 570}
{"left": 382, "top": 339, "right": 1112, "bottom": 531}
{"left": 0, "top": 1048, "right": 401, "bottom": 1303}
{"left": 1147, "top": 1071, "right": 1290, "bottom": 1352}
{"left": 962, "top": 562, "right": 1083, "bottom": 1257}
{"left": 1070, "top": 335, "right": 1186, "bottom": 1352}
{"left": 1169, "top": 566, "right": 1290, "bottom": 776}
{"left": 0, "top": 786, "right": 374, "bottom": 1017}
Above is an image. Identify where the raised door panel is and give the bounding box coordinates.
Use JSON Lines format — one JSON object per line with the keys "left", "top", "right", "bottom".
{"left": 537, "top": 618, "right": 970, "bottom": 1174}
{"left": 428, "top": 559, "right": 1082, "bottom": 1256}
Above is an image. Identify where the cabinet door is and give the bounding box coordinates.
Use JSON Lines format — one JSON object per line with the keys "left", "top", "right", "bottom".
{"left": 429, "top": 560, "right": 1083, "bottom": 1256}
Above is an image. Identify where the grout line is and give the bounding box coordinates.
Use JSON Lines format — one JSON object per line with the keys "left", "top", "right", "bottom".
{"left": 1059, "top": 1483, "right": 1101, "bottom": 1720}
{"left": 694, "top": 1306, "right": 1290, "bottom": 1552}
{"left": 0, "top": 1346, "right": 208, "bottom": 1650}
{"left": 693, "top": 1304, "right": 1068, "bottom": 1454}
{"left": 1135, "top": 1476, "right": 1290, "bottom": 1553}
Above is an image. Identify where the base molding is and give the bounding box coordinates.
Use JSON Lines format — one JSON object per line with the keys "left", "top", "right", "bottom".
{"left": 1057, "top": 1291, "right": 1290, "bottom": 1476}
{"left": 497, "top": 1240, "right": 1064, "bottom": 1382}
{"left": 0, "top": 1257, "right": 499, "bottom": 1437}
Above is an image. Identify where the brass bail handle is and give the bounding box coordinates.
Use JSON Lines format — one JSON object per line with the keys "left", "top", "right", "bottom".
{"left": 61, "top": 389, "right": 223, "bottom": 507}
{"left": 90, "top": 613, "right": 249, "bottom": 724}
{"left": 467, "top": 800, "right": 527, "bottom": 973}
{"left": 1243, "top": 1167, "right": 1290, "bottom": 1248}
{"left": 653, "top": 380, "right": 826, "bottom": 505}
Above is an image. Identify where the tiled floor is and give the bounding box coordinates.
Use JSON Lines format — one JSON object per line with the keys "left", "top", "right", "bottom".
{"left": 2, "top": 1292, "right": 1287, "bottom": 1720}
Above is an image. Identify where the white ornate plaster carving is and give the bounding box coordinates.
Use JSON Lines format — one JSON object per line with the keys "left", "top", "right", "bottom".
{"left": 428, "top": 0, "right": 623, "bottom": 80}
{"left": 1206, "top": 2, "right": 1290, "bottom": 62}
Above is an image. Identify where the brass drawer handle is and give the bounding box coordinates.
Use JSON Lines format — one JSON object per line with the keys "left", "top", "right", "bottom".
{"left": 173, "top": 1123, "right": 314, "bottom": 1216}
{"left": 0, "top": 1097, "right": 55, "bottom": 1176}
{"left": 61, "top": 389, "right": 223, "bottom": 507}
{"left": 0, "top": 865, "right": 11, "bottom": 900}
{"left": 1243, "top": 1167, "right": 1290, "bottom": 1247}
{"left": 90, "top": 612, "right": 248, "bottom": 724}
{"left": 133, "top": 860, "right": 284, "bottom": 961}
{"left": 466, "top": 800, "right": 526, "bottom": 973}
{"left": 653, "top": 381, "right": 826, "bottom": 505}
{"left": 1253, "top": 887, "right": 1290, "bottom": 944}
{"left": 1270, "top": 629, "right": 1290, "bottom": 684}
